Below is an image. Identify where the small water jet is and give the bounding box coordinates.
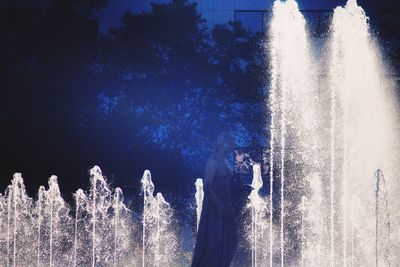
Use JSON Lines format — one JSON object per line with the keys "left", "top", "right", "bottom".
{"left": 35, "top": 175, "right": 73, "bottom": 266}
{"left": 194, "top": 178, "right": 204, "bottom": 232}
{"left": 141, "top": 170, "right": 178, "bottom": 267}
{"left": 73, "top": 188, "right": 87, "bottom": 267}
{"left": 245, "top": 164, "right": 270, "bottom": 267}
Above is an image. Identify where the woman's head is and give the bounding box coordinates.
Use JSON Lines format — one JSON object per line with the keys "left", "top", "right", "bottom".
{"left": 216, "top": 132, "right": 236, "bottom": 155}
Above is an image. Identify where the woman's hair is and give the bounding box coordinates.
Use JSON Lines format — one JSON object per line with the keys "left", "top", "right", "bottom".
{"left": 216, "top": 132, "right": 235, "bottom": 147}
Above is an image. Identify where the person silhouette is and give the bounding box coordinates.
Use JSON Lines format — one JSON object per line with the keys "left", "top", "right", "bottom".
{"left": 191, "top": 132, "right": 238, "bottom": 267}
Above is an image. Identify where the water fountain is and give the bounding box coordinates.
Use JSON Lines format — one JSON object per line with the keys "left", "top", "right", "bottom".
{"left": 2, "top": 173, "right": 36, "bottom": 267}
{"left": 0, "top": 167, "right": 135, "bottom": 266}
{"left": 0, "top": 167, "right": 181, "bottom": 267}
{"left": 1, "top": 0, "right": 400, "bottom": 266}
{"left": 36, "top": 175, "right": 72, "bottom": 266}
{"left": 194, "top": 178, "right": 204, "bottom": 232}
{"left": 327, "top": 1, "right": 400, "bottom": 265}
{"left": 245, "top": 164, "right": 270, "bottom": 267}
{"left": 141, "top": 170, "right": 178, "bottom": 267}
{"left": 375, "top": 169, "right": 393, "bottom": 266}
{"left": 266, "top": 0, "right": 400, "bottom": 266}
{"left": 269, "top": 0, "right": 319, "bottom": 265}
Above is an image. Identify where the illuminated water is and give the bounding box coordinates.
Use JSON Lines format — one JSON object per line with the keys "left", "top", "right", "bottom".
{"left": 1, "top": 0, "right": 400, "bottom": 266}
{"left": 0, "top": 166, "right": 181, "bottom": 267}
{"left": 264, "top": 0, "right": 400, "bottom": 266}
{"left": 269, "top": 0, "right": 319, "bottom": 265}
{"left": 141, "top": 170, "right": 178, "bottom": 267}
{"left": 194, "top": 178, "right": 204, "bottom": 232}
{"left": 245, "top": 164, "right": 270, "bottom": 267}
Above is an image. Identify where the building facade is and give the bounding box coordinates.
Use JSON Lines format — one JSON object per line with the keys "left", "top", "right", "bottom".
{"left": 97, "top": 0, "right": 399, "bottom": 33}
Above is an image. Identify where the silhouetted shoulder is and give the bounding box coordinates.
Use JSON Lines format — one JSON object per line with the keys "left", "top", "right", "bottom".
{"left": 206, "top": 156, "right": 218, "bottom": 169}
{"left": 204, "top": 156, "right": 218, "bottom": 186}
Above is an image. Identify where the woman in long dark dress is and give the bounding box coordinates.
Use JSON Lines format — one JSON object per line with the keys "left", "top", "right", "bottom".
{"left": 191, "top": 133, "right": 238, "bottom": 267}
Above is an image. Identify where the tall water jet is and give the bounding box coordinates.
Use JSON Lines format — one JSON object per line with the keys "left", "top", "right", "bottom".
{"left": 269, "top": 0, "right": 319, "bottom": 265}
{"left": 375, "top": 170, "right": 380, "bottom": 267}
{"left": 301, "top": 173, "right": 325, "bottom": 266}
{"left": 328, "top": 0, "right": 400, "bottom": 265}
{"left": 194, "top": 178, "right": 204, "bottom": 231}
{"left": 300, "top": 197, "right": 305, "bottom": 267}
{"left": 375, "top": 169, "right": 393, "bottom": 266}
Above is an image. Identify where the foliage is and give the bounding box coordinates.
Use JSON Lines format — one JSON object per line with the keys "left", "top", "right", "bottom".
{"left": 0, "top": 0, "right": 268, "bottom": 198}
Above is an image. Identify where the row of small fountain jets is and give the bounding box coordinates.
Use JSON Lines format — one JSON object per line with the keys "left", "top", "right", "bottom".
{"left": 0, "top": 166, "right": 182, "bottom": 267}
{"left": 0, "top": 164, "right": 390, "bottom": 267}
{"left": 0, "top": 163, "right": 268, "bottom": 267}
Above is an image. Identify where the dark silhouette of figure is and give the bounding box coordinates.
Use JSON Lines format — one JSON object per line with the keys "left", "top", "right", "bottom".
{"left": 191, "top": 132, "right": 238, "bottom": 267}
